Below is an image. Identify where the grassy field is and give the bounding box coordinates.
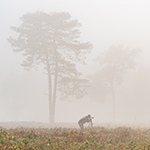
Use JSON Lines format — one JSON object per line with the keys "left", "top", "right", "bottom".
{"left": 0, "top": 126, "right": 150, "bottom": 149}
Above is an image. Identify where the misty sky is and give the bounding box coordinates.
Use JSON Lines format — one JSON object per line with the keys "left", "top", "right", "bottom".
{"left": 1, "top": 0, "right": 150, "bottom": 124}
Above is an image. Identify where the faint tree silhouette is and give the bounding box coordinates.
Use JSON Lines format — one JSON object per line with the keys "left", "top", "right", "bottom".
{"left": 95, "top": 45, "right": 141, "bottom": 122}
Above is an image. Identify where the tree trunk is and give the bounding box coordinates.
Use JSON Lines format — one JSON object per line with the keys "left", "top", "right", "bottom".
{"left": 50, "top": 104, "right": 54, "bottom": 126}
{"left": 45, "top": 51, "right": 54, "bottom": 126}
{"left": 45, "top": 34, "right": 58, "bottom": 126}
{"left": 110, "top": 80, "right": 115, "bottom": 123}
{"left": 52, "top": 72, "right": 58, "bottom": 125}
{"left": 52, "top": 35, "right": 58, "bottom": 125}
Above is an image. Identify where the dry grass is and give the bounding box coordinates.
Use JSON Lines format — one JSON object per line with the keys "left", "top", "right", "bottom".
{"left": 0, "top": 126, "right": 150, "bottom": 149}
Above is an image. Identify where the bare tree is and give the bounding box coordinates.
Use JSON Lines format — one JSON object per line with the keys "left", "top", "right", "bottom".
{"left": 8, "top": 12, "right": 92, "bottom": 125}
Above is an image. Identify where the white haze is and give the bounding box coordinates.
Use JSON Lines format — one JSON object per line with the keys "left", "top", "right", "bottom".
{"left": 1, "top": 0, "right": 150, "bottom": 126}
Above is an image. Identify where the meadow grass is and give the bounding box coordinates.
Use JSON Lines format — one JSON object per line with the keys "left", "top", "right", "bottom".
{"left": 0, "top": 126, "right": 150, "bottom": 149}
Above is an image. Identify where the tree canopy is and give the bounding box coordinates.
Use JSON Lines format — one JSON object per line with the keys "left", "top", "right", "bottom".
{"left": 96, "top": 45, "right": 142, "bottom": 84}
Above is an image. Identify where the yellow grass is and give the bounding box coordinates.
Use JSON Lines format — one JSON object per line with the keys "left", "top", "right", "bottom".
{"left": 0, "top": 126, "right": 150, "bottom": 149}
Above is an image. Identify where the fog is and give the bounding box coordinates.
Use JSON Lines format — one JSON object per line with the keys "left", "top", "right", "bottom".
{"left": 1, "top": 0, "right": 150, "bottom": 127}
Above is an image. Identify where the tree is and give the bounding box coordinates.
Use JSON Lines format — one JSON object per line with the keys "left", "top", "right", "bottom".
{"left": 7, "top": 12, "right": 92, "bottom": 125}
{"left": 96, "top": 45, "right": 141, "bottom": 122}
